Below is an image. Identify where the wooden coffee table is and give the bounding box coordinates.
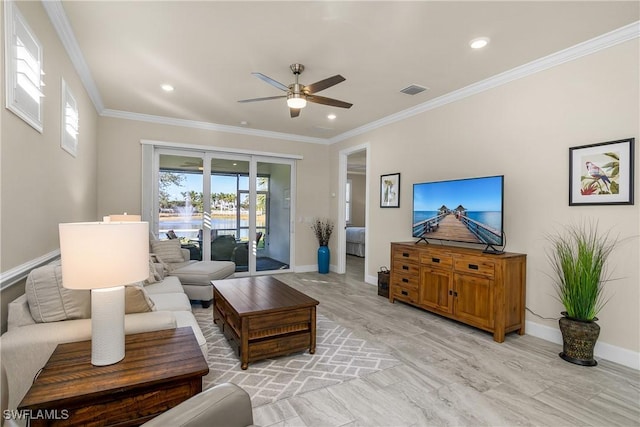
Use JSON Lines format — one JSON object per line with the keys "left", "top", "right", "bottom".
{"left": 18, "top": 327, "right": 209, "bottom": 427}
{"left": 212, "top": 276, "right": 319, "bottom": 369}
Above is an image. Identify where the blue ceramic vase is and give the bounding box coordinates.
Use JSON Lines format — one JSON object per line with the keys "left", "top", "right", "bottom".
{"left": 317, "top": 245, "right": 330, "bottom": 274}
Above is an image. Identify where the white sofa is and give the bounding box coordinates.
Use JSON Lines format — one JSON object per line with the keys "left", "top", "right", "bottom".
{"left": 151, "top": 242, "right": 236, "bottom": 307}
{"left": 0, "top": 266, "right": 207, "bottom": 415}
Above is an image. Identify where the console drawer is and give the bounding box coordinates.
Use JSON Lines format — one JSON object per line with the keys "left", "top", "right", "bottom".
{"left": 420, "top": 252, "right": 453, "bottom": 269}
{"left": 391, "top": 285, "right": 419, "bottom": 303}
{"left": 393, "top": 246, "right": 420, "bottom": 263}
{"left": 392, "top": 259, "right": 420, "bottom": 276}
{"left": 391, "top": 272, "right": 420, "bottom": 289}
{"left": 454, "top": 257, "right": 495, "bottom": 277}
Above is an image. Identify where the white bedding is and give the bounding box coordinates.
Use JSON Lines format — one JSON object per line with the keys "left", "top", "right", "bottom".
{"left": 346, "top": 226, "right": 365, "bottom": 257}
{"left": 346, "top": 226, "right": 365, "bottom": 244}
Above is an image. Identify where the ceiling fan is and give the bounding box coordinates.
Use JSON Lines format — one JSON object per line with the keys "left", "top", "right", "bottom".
{"left": 238, "top": 64, "right": 353, "bottom": 118}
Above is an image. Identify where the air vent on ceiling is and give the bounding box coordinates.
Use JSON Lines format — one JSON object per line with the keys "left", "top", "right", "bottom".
{"left": 400, "top": 84, "right": 429, "bottom": 95}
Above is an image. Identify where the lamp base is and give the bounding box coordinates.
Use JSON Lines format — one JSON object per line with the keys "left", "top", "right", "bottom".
{"left": 91, "top": 286, "right": 125, "bottom": 366}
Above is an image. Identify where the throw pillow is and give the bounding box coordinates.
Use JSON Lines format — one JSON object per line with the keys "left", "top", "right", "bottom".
{"left": 144, "top": 256, "right": 162, "bottom": 284}
{"left": 26, "top": 264, "right": 91, "bottom": 323}
{"left": 125, "top": 285, "right": 155, "bottom": 314}
{"left": 150, "top": 239, "right": 184, "bottom": 263}
{"left": 150, "top": 253, "right": 170, "bottom": 277}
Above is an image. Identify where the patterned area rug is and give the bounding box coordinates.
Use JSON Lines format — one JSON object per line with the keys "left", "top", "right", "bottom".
{"left": 193, "top": 307, "right": 400, "bottom": 407}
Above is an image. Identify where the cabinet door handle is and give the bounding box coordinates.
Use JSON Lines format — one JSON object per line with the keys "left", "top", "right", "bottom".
{"left": 453, "top": 291, "right": 458, "bottom": 297}
{"left": 432, "top": 257, "right": 440, "bottom": 263}
{"left": 402, "top": 252, "right": 410, "bottom": 257}
{"left": 401, "top": 290, "right": 408, "bottom": 296}
{"left": 402, "top": 265, "right": 409, "bottom": 270}
{"left": 448, "top": 290, "right": 453, "bottom": 295}
{"left": 402, "top": 278, "right": 409, "bottom": 283}
{"left": 468, "top": 264, "right": 479, "bottom": 270}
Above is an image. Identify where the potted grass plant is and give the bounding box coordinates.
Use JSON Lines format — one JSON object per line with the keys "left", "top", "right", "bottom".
{"left": 312, "top": 218, "right": 334, "bottom": 274}
{"left": 547, "top": 221, "right": 617, "bottom": 366}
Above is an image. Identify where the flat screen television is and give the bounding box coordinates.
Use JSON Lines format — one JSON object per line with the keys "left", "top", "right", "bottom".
{"left": 412, "top": 175, "right": 504, "bottom": 252}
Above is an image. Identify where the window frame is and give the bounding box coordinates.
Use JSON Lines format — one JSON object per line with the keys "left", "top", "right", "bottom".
{"left": 4, "top": 0, "right": 45, "bottom": 132}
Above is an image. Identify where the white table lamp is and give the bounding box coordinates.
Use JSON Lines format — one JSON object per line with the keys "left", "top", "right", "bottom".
{"left": 59, "top": 220, "right": 149, "bottom": 366}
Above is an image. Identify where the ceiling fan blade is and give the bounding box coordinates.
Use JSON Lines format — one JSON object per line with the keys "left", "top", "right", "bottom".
{"left": 238, "top": 95, "right": 287, "bottom": 103}
{"left": 252, "top": 72, "right": 289, "bottom": 92}
{"left": 290, "top": 108, "right": 301, "bottom": 118}
{"left": 304, "top": 75, "right": 346, "bottom": 94}
{"left": 307, "top": 95, "right": 353, "bottom": 109}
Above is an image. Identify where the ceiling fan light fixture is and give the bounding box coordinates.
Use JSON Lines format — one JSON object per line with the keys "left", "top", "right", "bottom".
{"left": 287, "top": 93, "right": 307, "bottom": 109}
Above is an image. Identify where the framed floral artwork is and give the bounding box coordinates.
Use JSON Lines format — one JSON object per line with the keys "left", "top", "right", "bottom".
{"left": 380, "top": 173, "right": 400, "bottom": 208}
{"left": 569, "top": 138, "right": 634, "bottom": 205}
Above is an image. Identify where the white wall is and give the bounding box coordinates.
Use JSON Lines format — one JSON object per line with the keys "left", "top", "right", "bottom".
{"left": 0, "top": 1, "right": 99, "bottom": 331}
{"left": 0, "top": 1, "right": 99, "bottom": 271}
{"left": 331, "top": 40, "right": 640, "bottom": 358}
{"left": 348, "top": 173, "right": 366, "bottom": 227}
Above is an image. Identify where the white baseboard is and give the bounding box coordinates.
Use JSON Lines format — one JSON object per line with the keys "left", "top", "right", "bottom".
{"left": 294, "top": 264, "right": 344, "bottom": 274}
{"left": 526, "top": 320, "right": 640, "bottom": 370}
{"left": 294, "top": 265, "right": 319, "bottom": 273}
{"left": 365, "top": 274, "right": 377, "bottom": 286}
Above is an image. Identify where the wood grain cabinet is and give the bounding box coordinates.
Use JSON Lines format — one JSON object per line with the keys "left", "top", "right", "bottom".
{"left": 390, "top": 242, "right": 526, "bottom": 342}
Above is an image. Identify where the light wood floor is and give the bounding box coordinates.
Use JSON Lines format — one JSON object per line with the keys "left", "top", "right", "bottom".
{"left": 252, "top": 257, "right": 640, "bottom": 427}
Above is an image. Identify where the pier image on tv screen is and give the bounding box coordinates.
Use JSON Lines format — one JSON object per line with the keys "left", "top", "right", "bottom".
{"left": 412, "top": 175, "right": 504, "bottom": 246}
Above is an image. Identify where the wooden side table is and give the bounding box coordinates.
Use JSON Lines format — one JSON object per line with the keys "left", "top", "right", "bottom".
{"left": 18, "top": 327, "right": 209, "bottom": 427}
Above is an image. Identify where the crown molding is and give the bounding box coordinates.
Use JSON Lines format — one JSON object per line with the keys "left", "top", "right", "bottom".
{"left": 102, "top": 109, "right": 329, "bottom": 145}
{"left": 140, "top": 139, "right": 304, "bottom": 160}
{"left": 44, "top": 0, "right": 637, "bottom": 146}
{"left": 329, "top": 20, "right": 640, "bottom": 144}
{"left": 42, "top": 0, "right": 104, "bottom": 113}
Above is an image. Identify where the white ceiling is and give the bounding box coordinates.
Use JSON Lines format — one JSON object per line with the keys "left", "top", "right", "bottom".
{"left": 53, "top": 1, "right": 638, "bottom": 142}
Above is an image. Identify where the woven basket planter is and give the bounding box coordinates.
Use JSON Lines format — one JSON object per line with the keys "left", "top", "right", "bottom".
{"left": 558, "top": 313, "right": 600, "bottom": 366}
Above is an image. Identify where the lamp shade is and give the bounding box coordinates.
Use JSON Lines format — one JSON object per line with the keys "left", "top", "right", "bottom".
{"left": 59, "top": 221, "right": 149, "bottom": 290}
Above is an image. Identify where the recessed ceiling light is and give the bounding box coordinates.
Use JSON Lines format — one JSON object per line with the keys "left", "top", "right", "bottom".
{"left": 327, "top": 114, "right": 336, "bottom": 120}
{"left": 161, "top": 84, "right": 174, "bottom": 92}
{"left": 239, "top": 120, "right": 249, "bottom": 126}
{"left": 469, "top": 37, "right": 490, "bottom": 49}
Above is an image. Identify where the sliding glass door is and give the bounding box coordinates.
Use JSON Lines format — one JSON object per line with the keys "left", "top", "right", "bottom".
{"left": 153, "top": 148, "right": 293, "bottom": 275}
{"left": 255, "top": 159, "right": 291, "bottom": 272}
{"left": 157, "top": 153, "right": 203, "bottom": 254}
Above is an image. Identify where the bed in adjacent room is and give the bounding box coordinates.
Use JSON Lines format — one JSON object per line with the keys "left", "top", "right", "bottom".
{"left": 346, "top": 226, "right": 366, "bottom": 257}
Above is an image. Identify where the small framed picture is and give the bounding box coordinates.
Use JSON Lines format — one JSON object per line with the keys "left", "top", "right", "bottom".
{"left": 569, "top": 138, "right": 634, "bottom": 205}
{"left": 380, "top": 173, "right": 400, "bottom": 208}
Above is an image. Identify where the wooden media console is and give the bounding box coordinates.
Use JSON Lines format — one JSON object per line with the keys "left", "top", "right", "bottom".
{"left": 390, "top": 242, "right": 526, "bottom": 342}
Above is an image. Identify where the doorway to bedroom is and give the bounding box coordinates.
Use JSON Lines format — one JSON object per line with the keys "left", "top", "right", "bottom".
{"left": 337, "top": 144, "right": 369, "bottom": 281}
